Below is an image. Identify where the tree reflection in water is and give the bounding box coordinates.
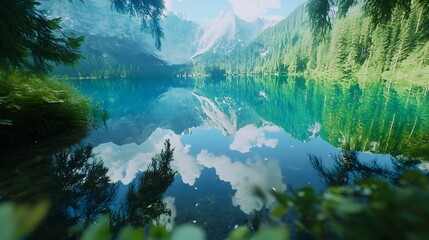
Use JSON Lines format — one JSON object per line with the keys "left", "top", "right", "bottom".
{"left": 0, "top": 144, "right": 117, "bottom": 239}
{"left": 111, "top": 140, "right": 176, "bottom": 234}
{"left": 309, "top": 149, "right": 426, "bottom": 187}
{"left": 0, "top": 140, "right": 176, "bottom": 239}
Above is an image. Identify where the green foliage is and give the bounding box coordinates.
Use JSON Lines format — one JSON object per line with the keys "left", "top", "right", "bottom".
{"left": 91, "top": 102, "right": 110, "bottom": 130}
{"left": 80, "top": 216, "right": 110, "bottom": 240}
{"left": 262, "top": 170, "right": 429, "bottom": 240}
{"left": 227, "top": 226, "right": 251, "bottom": 240}
{"left": 0, "top": 202, "right": 49, "bottom": 240}
{"left": 111, "top": 0, "right": 165, "bottom": 49}
{"left": 321, "top": 171, "right": 429, "bottom": 240}
{"left": 170, "top": 224, "right": 206, "bottom": 240}
{"left": 306, "top": 0, "right": 332, "bottom": 42}
{"left": 251, "top": 227, "right": 289, "bottom": 240}
{"left": 0, "top": 70, "right": 90, "bottom": 146}
{"left": 337, "top": 0, "right": 357, "bottom": 17}
{"left": 306, "top": 0, "right": 429, "bottom": 41}
{"left": 118, "top": 227, "right": 145, "bottom": 240}
{"left": 0, "top": 0, "right": 84, "bottom": 72}
{"left": 80, "top": 218, "right": 206, "bottom": 240}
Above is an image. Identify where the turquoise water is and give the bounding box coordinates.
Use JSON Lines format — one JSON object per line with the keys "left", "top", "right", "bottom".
{"left": 70, "top": 76, "right": 428, "bottom": 238}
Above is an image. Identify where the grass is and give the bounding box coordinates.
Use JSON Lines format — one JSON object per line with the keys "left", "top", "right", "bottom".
{"left": 0, "top": 70, "right": 90, "bottom": 147}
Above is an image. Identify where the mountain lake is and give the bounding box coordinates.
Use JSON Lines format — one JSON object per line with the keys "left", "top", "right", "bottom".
{"left": 59, "top": 76, "right": 429, "bottom": 239}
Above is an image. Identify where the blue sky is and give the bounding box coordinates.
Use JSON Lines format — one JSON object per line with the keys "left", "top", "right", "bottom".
{"left": 165, "top": 0, "right": 306, "bottom": 23}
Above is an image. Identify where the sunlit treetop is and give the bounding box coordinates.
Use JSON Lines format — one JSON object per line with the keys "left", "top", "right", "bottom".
{"left": 306, "top": 0, "right": 429, "bottom": 42}
{"left": 0, "top": 0, "right": 165, "bottom": 73}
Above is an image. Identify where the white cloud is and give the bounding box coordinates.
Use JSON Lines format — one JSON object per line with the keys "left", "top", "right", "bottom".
{"left": 94, "top": 128, "right": 203, "bottom": 185}
{"left": 230, "top": 124, "right": 281, "bottom": 153}
{"left": 197, "top": 150, "right": 286, "bottom": 214}
{"left": 229, "top": 0, "right": 281, "bottom": 22}
{"left": 156, "top": 196, "right": 176, "bottom": 230}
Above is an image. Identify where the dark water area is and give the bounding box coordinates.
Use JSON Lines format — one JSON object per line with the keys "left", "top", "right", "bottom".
{"left": 2, "top": 76, "right": 428, "bottom": 239}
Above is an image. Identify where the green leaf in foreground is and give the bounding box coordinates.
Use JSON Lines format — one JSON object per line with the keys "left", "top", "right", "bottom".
{"left": 80, "top": 216, "right": 110, "bottom": 240}
{"left": 170, "top": 224, "right": 206, "bottom": 240}
{"left": 0, "top": 202, "right": 49, "bottom": 240}
{"left": 227, "top": 226, "right": 250, "bottom": 240}
{"left": 252, "top": 227, "right": 289, "bottom": 240}
{"left": 118, "top": 227, "right": 144, "bottom": 240}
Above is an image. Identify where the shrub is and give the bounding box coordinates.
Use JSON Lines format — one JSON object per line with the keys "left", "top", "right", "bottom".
{"left": 0, "top": 70, "right": 90, "bottom": 147}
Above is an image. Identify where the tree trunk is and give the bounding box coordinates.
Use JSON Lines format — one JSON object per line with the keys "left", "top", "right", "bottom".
{"left": 387, "top": 113, "right": 396, "bottom": 143}
{"left": 415, "top": 7, "right": 423, "bottom": 33}
{"left": 408, "top": 116, "right": 418, "bottom": 139}
{"left": 419, "top": 42, "right": 428, "bottom": 69}
{"left": 405, "top": 85, "right": 412, "bottom": 107}
{"left": 391, "top": 16, "right": 409, "bottom": 74}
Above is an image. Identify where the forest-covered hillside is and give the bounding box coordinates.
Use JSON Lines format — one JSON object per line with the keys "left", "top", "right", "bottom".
{"left": 43, "top": 0, "right": 182, "bottom": 78}
{"left": 195, "top": 2, "right": 429, "bottom": 86}
{"left": 53, "top": 34, "right": 178, "bottom": 79}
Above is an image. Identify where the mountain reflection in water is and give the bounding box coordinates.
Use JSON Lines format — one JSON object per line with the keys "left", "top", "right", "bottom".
{"left": 3, "top": 76, "right": 422, "bottom": 239}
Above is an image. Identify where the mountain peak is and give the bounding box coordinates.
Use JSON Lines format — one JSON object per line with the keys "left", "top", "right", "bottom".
{"left": 166, "top": 11, "right": 193, "bottom": 23}
{"left": 192, "top": 11, "right": 239, "bottom": 58}
{"left": 218, "top": 10, "right": 236, "bottom": 20}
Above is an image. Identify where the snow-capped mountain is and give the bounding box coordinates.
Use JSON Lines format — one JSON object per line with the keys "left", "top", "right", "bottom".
{"left": 157, "top": 10, "right": 275, "bottom": 63}
{"left": 191, "top": 11, "right": 274, "bottom": 59}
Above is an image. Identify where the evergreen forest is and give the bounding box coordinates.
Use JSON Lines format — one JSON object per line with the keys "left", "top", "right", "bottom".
{"left": 194, "top": 1, "right": 429, "bottom": 89}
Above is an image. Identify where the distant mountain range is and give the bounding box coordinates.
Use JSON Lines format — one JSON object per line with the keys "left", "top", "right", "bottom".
{"left": 41, "top": 0, "right": 281, "bottom": 77}
{"left": 191, "top": 11, "right": 277, "bottom": 60}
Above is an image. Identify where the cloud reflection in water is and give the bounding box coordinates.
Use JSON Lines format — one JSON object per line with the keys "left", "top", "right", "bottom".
{"left": 94, "top": 125, "right": 286, "bottom": 215}
{"left": 94, "top": 128, "right": 202, "bottom": 185}
{"left": 197, "top": 150, "right": 286, "bottom": 214}
{"left": 230, "top": 124, "right": 281, "bottom": 153}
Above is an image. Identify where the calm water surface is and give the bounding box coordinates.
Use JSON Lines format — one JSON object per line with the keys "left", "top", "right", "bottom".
{"left": 71, "top": 76, "right": 428, "bottom": 238}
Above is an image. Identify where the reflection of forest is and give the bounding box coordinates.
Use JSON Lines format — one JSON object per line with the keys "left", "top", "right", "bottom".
{"left": 196, "top": 76, "right": 429, "bottom": 160}
{"left": 0, "top": 140, "right": 176, "bottom": 239}
{"left": 310, "top": 150, "right": 424, "bottom": 187}
{"left": 73, "top": 78, "right": 204, "bottom": 146}
{"left": 73, "top": 76, "right": 428, "bottom": 159}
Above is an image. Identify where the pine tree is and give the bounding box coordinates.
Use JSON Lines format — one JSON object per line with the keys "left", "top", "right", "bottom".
{"left": 0, "top": 0, "right": 165, "bottom": 73}
{"left": 307, "top": 0, "right": 429, "bottom": 41}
